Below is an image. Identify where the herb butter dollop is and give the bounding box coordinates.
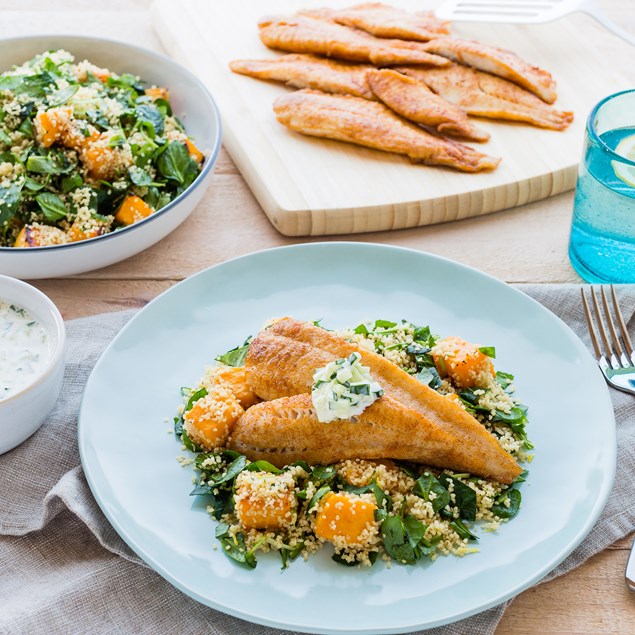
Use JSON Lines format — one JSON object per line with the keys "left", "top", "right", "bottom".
{"left": 311, "top": 352, "right": 383, "bottom": 423}
{"left": 0, "top": 301, "right": 51, "bottom": 400}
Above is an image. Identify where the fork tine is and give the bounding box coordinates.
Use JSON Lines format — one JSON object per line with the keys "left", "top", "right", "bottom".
{"left": 581, "top": 288, "right": 602, "bottom": 358}
{"left": 611, "top": 285, "right": 634, "bottom": 356}
{"left": 601, "top": 286, "right": 624, "bottom": 358}
{"left": 590, "top": 287, "right": 614, "bottom": 358}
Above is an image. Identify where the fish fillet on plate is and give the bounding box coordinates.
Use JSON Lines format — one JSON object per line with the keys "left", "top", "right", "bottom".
{"left": 241, "top": 318, "right": 522, "bottom": 484}
{"left": 229, "top": 54, "right": 376, "bottom": 100}
{"left": 423, "top": 37, "right": 558, "bottom": 104}
{"left": 273, "top": 89, "right": 500, "bottom": 172}
{"left": 308, "top": 2, "right": 450, "bottom": 42}
{"left": 367, "top": 68, "right": 490, "bottom": 142}
{"left": 258, "top": 14, "right": 450, "bottom": 66}
{"left": 396, "top": 64, "right": 573, "bottom": 131}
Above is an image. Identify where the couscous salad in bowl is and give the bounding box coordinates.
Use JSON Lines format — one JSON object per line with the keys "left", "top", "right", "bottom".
{"left": 78, "top": 244, "right": 615, "bottom": 634}
{"left": 0, "top": 36, "right": 221, "bottom": 279}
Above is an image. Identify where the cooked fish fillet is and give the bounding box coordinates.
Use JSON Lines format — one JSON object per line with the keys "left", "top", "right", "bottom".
{"left": 328, "top": 2, "right": 450, "bottom": 42}
{"left": 396, "top": 64, "right": 573, "bottom": 131}
{"left": 367, "top": 69, "right": 490, "bottom": 142}
{"left": 230, "top": 393, "right": 496, "bottom": 475}
{"left": 244, "top": 318, "right": 522, "bottom": 484}
{"left": 423, "top": 37, "right": 558, "bottom": 104}
{"left": 258, "top": 14, "right": 450, "bottom": 66}
{"left": 229, "top": 54, "right": 375, "bottom": 100}
{"left": 273, "top": 90, "right": 500, "bottom": 173}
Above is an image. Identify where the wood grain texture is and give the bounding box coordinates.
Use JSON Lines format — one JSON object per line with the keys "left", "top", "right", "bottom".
{"left": 2, "top": 2, "right": 634, "bottom": 633}
{"left": 152, "top": 0, "right": 634, "bottom": 236}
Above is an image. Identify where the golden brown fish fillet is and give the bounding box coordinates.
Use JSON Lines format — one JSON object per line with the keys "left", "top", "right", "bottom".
{"left": 367, "top": 68, "right": 490, "bottom": 142}
{"left": 230, "top": 393, "right": 507, "bottom": 477}
{"left": 273, "top": 90, "right": 500, "bottom": 173}
{"left": 258, "top": 14, "right": 450, "bottom": 66}
{"left": 328, "top": 2, "right": 450, "bottom": 42}
{"left": 229, "top": 54, "right": 375, "bottom": 100}
{"left": 244, "top": 318, "right": 522, "bottom": 484}
{"left": 396, "top": 64, "right": 573, "bottom": 131}
{"left": 423, "top": 37, "right": 557, "bottom": 104}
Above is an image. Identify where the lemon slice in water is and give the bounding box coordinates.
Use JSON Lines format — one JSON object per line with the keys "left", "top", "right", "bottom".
{"left": 612, "top": 133, "right": 635, "bottom": 188}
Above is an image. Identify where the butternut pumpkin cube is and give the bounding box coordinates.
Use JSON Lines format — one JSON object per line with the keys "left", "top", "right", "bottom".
{"left": 431, "top": 336, "right": 494, "bottom": 388}
{"left": 182, "top": 385, "right": 244, "bottom": 451}
{"left": 14, "top": 224, "right": 69, "bottom": 247}
{"left": 145, "top": 87, "right": 170, "bottom": 101}
{"left": 185, "top": 138, "right": 204, "bottom": 163}
{"left": 314, "top": 492, "right": 378, "bottom": 547}
{"left": 205, "top": 366, "right": 259, "bottom": 409}
{"left": 114, "top": 195, "right": 154, "bottom": 226}
{"left": 34, "top": 107, "right": 72, "bottom": 147}
{"left": 234, "top": 470, "right": 296, "bottom": 531}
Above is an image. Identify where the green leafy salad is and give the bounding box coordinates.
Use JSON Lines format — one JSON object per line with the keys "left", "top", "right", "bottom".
{"left": 0, "top": 49, "right": 203, "bottom": 247}
{"left": 172, "top": 318, "right": 533, "bottom": 570}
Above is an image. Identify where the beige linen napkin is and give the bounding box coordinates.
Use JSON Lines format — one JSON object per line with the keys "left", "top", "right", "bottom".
{"left": 1, "top": 285, "right": 633, "bottom": 635}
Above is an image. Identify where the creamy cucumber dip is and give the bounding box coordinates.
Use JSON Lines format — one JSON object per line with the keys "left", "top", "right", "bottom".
{"left": 0, "top": 301, "right": 51, "bottom": 399}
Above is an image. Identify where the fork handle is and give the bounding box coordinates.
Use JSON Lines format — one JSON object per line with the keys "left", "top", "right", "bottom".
{"left": 582, "top": 2, "right": 635, "bottom": 47}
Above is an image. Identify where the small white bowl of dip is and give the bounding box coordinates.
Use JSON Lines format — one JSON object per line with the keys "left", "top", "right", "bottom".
{"left": 0, "top": 275, "right": 65, "bottom": 454}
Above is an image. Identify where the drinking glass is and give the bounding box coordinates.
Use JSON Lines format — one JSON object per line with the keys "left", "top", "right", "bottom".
{"left": 568, "top": 89, "right": 635, "bottom": 283}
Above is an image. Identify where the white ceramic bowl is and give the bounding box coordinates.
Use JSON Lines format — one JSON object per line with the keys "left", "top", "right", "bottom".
{"left": 0, "top": 35, "right": 222, "bottom": 280}
{"left": 0, "top": 275, "right": 65, "bottom": 454}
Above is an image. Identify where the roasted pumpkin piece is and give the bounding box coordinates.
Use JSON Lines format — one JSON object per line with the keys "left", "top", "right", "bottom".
{"left": 114, "top": 195, "right": 154, "bottom": 226}
{"left": 14, "top": 224, "right": 69, "bottom": 247}
{"left": 234, "top": 470, "right": 296, "bottom": 531}
{"left": 205, "top": 366, "right": 259, "bottom": 409}
{"left": 145, "top": 86, "right": 170, "bottom": 101}
{"left": 314, "top": 492, "right": 378, "bottom": 547}
{"left": 431, "top": 335, "right": 495, "bottom": 388}
{"left": 183, "top": 385, "right": 244, "bottom": 451}
{"left": 185, "top": 138, "right": 204, "bottom": 163}
{"left": 67, "top": 218, "right": 108, "bottom": 242}
{"left": 34, "top": 107, "right": 72, "bottom": 147}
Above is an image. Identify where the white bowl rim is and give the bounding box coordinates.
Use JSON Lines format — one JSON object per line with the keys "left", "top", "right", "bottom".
{"left": 0, "top": 274, "right": 66, "bottom": 404}
{"left": 0, "top": 33, "right": 222, "bottom": 254}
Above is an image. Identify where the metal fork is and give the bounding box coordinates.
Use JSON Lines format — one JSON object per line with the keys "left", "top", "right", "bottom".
{"left": 581, "top": 286, "right": 635, "bottom": 593}
{"left": 581, "top": 285, "right": 635, "bottom": 396}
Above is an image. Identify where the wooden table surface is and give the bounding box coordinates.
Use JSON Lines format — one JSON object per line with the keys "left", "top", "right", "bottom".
{"left": 5, "top": 0, "right": 635, "bottom": 632}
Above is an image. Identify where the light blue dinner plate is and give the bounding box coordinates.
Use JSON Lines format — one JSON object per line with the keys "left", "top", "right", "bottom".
{"left": 78, "top": 243, "right": 616, "bottom": 634}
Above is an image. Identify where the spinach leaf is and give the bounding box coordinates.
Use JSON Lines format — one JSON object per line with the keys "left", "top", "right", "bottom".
{"left": 26, "top": 152, "right": 72, "bottom": 175}
{"left": 61, "top": 173, "right": 83, "bottom": 193}
{"left": 181, "top": 429, "right": 200, "bottom": 453}
{"left": 380, "top": 514, "right": 430, "bottom": 564}
{"left": 478, "top": 346, "right": 496, "bottom": 358}
{"left": 157, "top": 141, "right": 197, "bottom": 186}
{"left": 0, "top": 181, "right": 24, "bottom": 225}
{"left": 48, "top": 84, "right": 79, "bottom": 107}
{"left": 18, "top": 117, "right": 34, "bottom": 138}
{"left": 311, "top": 465, "right": 337, "bottom": 483}
{"left": 341, "top": 479, "right": 392, "bottom": 511}
{"left": 412, "top": 325, "right": 436, "bottom": 348}
{"left": 128, "top": 165, "right": 154, "bottom": 187}
{"left": 215, "top": 342, "right": 251, "bottom": 367}
{"left": 415, "top": 365, "right": 442, "bottom": 389}
{"left": 495, "top": 371, "right": 514, "bottom": 390}
{"left": 307, "top": 484, "right": 331, "bottom": 511}
{"left": 439, "top": 473, "right": 477, "bottom": 521}
{"left": 0, "top": 128, "right": 11, "bottom": 146}
{"left": 451, "top": 518, "right": 478, "bottom": 541}
{"left": 413, "top": 471, "right": 451, "bottom": 514}
{"left": 135, "top": 103, "right": 164, "bottom": 136}
{"left": 244, "top": 460, "right": 282, "bottom": 474}
{"left": 0, "top": 72, "right": 55, "bottom": 98}
{"left": 35, "top": 192, "right": 67, "bottom": 221}
{"left": 208, "top": 455, "right": 248, "bottom": 486}
{"left": 491, "top": 488, "right": 522, "bottom": 519}
{"left": 215, "top": 523, "right": 259, "bottom": 569}
{"left": 280, "top": 541, "right": 304, "bottom": 570}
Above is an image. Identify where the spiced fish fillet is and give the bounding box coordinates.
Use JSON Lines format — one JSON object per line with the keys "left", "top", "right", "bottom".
{"left": 423, "top": 37, "right": 558, "bottom": 104}
{"left": 273, "top": 90, "right": 500, "bottom": 173}
{"left": 258, "top": 14, "right": 450, "bottom": 66}
{"left": 396, "top": 64, "right": 573, "bottom": 131}
{"left": 367, "top": 68, "right": 490, "bottom": 142}
{"left": 229, "top": 54, "right": 375, "bottom": 100}
{"left": 244, "top": 318, "right": 522, "bottom": 484}
{"left": 309, "top": 2, "right": 450, "bottom": 42}
{"left": 230, "top": 393, "right": 477, "bottom": 472}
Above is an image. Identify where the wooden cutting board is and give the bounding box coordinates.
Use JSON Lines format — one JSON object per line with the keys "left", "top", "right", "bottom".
{"left": 151, "top": 0, "right": 632, "bottom": 236}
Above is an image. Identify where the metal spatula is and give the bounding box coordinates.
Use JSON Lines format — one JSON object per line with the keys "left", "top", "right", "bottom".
{"left": 436, "top": 0, "right": 635, "bottom": 46}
